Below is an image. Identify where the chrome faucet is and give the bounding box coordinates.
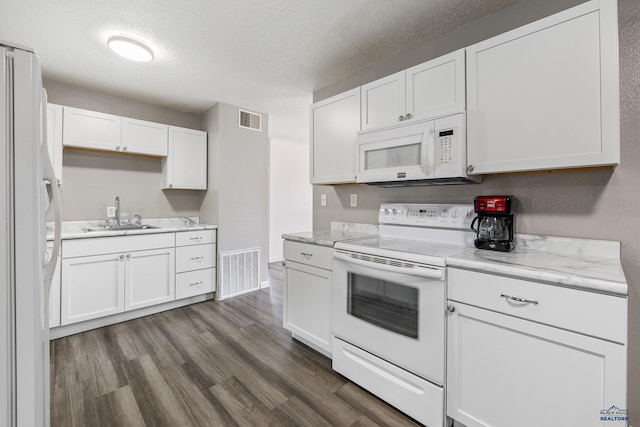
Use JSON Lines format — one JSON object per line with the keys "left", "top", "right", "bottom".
{"left": 115, "top": 196, "right": 120, "bottom": 226}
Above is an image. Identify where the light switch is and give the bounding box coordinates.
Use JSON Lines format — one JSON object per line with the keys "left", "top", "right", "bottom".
{"left": 350, "top": 194, "right": 357, "bottom": 208}
{"left": 107, "top": 206, "right": 116, "bottom": 218}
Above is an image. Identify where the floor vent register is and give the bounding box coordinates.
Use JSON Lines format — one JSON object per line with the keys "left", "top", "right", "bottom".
{"left": 218, "top": 248, "right": 260, "bottom": 300}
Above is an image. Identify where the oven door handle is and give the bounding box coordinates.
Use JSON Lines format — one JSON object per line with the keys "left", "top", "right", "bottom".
{"left": 333, "top": 251, "right": 443, "bottom": 280}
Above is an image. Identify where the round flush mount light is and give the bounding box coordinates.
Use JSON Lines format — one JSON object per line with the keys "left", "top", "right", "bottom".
{"left": 107, "top": 35, "right": 154, "bottom": 62}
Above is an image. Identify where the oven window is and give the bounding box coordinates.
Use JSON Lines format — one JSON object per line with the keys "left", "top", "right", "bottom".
{"left": 347, "top": 272, "right": 418, "bottom": 339}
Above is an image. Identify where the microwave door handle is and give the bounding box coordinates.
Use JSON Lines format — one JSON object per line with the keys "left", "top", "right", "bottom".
{"left": 421, "top": 123, "right": 434, "bottom": 177}
{"left": 333, "top": 251, "right": 443, "bottom": 280}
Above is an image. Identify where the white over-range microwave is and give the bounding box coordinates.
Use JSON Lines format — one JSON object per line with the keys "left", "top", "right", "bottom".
{"left": 356, "top": 112, "right": 480, "bottom": 186}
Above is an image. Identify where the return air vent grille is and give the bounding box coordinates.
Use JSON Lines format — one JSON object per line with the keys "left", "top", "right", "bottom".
{"left": 347, "top": 252, "right": 417, "bottom": 269}
{"left": 218, "top": 248, "right": 260, "bottom": 300}
{"left": 239, "top": 109, "right": 262, "bottom": 131}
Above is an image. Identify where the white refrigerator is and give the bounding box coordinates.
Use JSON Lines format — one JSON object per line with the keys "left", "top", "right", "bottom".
{"left": 0, "top": 41, "right": 61, "bottom": 427}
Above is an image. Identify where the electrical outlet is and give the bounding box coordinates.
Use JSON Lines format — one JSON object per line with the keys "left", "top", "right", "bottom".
{"left": 350, "top": 194, "right": 358, "bottom": 208}
{"left": 320, "top": 194, "right": 327, "bottom": 207}
{"left": 106, "top": 206, "right": 116, "bottom": 218}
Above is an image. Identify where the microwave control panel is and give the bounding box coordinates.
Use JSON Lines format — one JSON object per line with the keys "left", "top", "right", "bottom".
{"left": 437, "top": 129, "right": 456, "bottom": 166}
{"left": 433, "top": 113, "right": 465, "bottom": 177}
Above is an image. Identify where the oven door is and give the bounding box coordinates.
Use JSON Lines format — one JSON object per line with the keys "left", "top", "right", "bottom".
{"left": 332, "top": 250, "right": 445, "bottom": 384}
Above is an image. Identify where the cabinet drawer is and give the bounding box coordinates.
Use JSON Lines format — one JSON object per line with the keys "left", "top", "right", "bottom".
{"left": 283, "top": 241, "right": 333, "bottom": 270}
{"left": 448, "top": 268, "right": 627, "bottom": 344}
{"left": 176, "top": 244, "right": 216, "bottom": 273}
{"left": 63, "top": 233, "right": 175, "bottom": 258}
{"left": 176, "top": 268, "right": 216, "bottom": 299}
{"left": 175, "top": 229, "right": 216, "bottom": 246}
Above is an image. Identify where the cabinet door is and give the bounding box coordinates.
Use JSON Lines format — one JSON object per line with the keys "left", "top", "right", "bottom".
{"left": 283, "top": 260, "right": 331, "bottom": 354}
{"left": 62, "top": 107, "right": 122, "bottom": 152}
{"left": 121, "top": 117, "right": 168, "bottom": 157}
{"left": 163, "top": 126, "right": 207, "bottom": 190}
{"left": 61, "top": 253, "right": 125, "bottom": 325}
{"left": 46, "top": 103, "right": 63, "bottom": 184}
{"left": 466, "top": 1, "right": 619, "bottom": 174}
{"left": 125, "top": 248, "right": 175, "bottom": 311}
{"left": 405, "top": 49, "right": 465, "bottom": 121}
{"left": 447, "top": 302, "right": 626, "bottom": 427}
{"left": 310, "top": 88, "right": 360, "bottom": 184}
{"left": 361, "top": 71, "right": 405, "bottom": 130}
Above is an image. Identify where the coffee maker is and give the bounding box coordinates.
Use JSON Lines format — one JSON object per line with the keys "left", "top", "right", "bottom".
{"left": 471, "top": 196, "right": 515, "bottom": 252}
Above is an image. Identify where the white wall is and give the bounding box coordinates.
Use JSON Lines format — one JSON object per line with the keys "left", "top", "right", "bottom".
{"left": 269, "top": 139, "right": 312, "bottom": 262}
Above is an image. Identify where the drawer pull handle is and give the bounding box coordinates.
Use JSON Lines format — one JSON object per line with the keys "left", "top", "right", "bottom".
{"left": 190, "top": 237, "right": 203, "bottom": 241}
{"left": 500, "top": 293, "right": 538, "bottom": 305}
{"left": 190, "top": 256, "right": 204, "bottom": 261}
{"left": 300, "top": 252, "right": 313, "bottom": 258}
{"left": 189, "top": 281, "right": 203, "bottom": 286}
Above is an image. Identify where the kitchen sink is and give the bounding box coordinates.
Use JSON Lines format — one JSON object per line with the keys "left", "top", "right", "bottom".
{"left": 84, "top": 224, "right": 161, "bottom": 233}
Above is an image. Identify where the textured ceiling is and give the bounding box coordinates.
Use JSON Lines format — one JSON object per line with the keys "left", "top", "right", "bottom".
{"left": 1, "top": 0, "right": 521, "bottom": 142}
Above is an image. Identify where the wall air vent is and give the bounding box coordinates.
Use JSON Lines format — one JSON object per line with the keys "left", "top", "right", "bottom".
{"left": 239, "top": 109, "right": 262, "bottom": 131}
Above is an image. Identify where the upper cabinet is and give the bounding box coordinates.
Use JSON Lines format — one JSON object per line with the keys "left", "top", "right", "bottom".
{"left": 46, "top": 103, "right": 63, "bottom": 184}
{"left": 162, "top": 126, "right": 207, "bottom": 190}
{"left": 466, "top": 1, "right": 619, "bottom": 175}
{"left": 121, "top": 118, "right": 168, "bottom": 156}
{"left": 361, "top": 49, "right": 465, "bottom": 130}
{"left": 63, "top": 107, "right": 170, "bottom": 157}
{"left": 63, "top": 107, "right": 121, "bottom": 152}
{"left": 310, "top": 87, "right": 361, "bottom": 184}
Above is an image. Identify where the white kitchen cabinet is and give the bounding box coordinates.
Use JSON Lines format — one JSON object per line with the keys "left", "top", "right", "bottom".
{"left": 282, "top": 240, "right": 332, "bottom": 356}
{"left": 125, "top": 248, "right": 175, "bottom": 311}
{"left": 63, "top": 107, "right": 122, "bottom": 152}
{"left": 46, "top": 103, "right": 63, "bottom": 184}
{"left": 121, "top": 117, "right": 168, "bottom": 156}
{"left": 310, "top": 87, "right": 361, "bottom": 184}
{"left": 466, "top": 0, "right": 619, "bottom": 175}
{"left": 61, "top": 252, "right": 125, "bottom": 325}
{"left": 162, "top": 126, "right": 207, "bottom": 190}
{"left": 361, "top": 49, "right": 465, "bottom": 130}
{"left": 175, "top": 229, "right": 217, "bottom": 299}
{"left": 446, "top": 268, "right": 627, "bottom": 427}
{"left": 60, "top": 233, "right": 176, "bottom": 325}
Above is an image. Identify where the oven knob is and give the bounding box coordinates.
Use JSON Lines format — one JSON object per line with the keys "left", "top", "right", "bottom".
{"left": 383, "top": 208, "right": 390, "bottom": 215}
{"left": 463, "top": 209, "right": 472, "bottom": 218}
{"left": 440, "top": 210, "right": 448, "bottom": 217}
{"left": 392, "top": 208, "right": 397, "bottom": 215}
{"left": 451, "top": 209, "right": 459, "bottom": 218}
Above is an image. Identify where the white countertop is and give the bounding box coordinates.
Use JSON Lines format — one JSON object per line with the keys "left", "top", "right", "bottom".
{"left": 48, "top": 217, "right": 217, "bottom": 240}
{"left": 447, "top": 234, "right": 628, "bottom": 296}
{"left": 282, "top": 222, "right": 378, "bottom": 247}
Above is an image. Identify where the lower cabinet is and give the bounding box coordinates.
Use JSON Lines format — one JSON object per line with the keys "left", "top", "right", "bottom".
{"left": 283, "top": 240, "right": 333, "bottom": 357}
{"left": 446, "top": 268, "right": 627, "bottom": 427}
{"left": 60, "top": 233, "right": 176, "bottom": 325}
{"left": 175, "top": 229, "right": 217, "bottom": 298}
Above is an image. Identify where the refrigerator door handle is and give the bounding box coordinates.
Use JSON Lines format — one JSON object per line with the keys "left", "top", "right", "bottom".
{"left": 41, "top": 90, "right": 61, "bottom": 282}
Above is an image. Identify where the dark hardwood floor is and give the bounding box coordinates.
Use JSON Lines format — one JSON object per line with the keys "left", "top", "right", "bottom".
{"left": 50, "top": 263, "right": 421, "bottom": 426}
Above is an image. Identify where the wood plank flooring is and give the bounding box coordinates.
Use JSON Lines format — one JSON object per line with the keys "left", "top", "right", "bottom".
{"left": 50, "top": 263, "right": 422, "bottom": 426}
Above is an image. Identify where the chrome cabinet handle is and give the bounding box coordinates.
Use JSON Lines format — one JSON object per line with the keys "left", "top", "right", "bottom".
{"left": 300, "top": 252, "right": 313, "bottom": 258}
{"left": 189, "top": 281, "right": 203, "bottom": 286}
{"left": 190, "top": 237, "right": 203, "bottom": 241}
{"left": 126, "top": 254, "right": 131, "bottom": 259}
{"left": 115, "top": 146, "right": 121, "bottom": 151}
{"left": 190, "top": 256, "right": 203, "bottom": 261}
{"left": 467, "top": 165, "right": 475, "bottom": 173}
{"left": 122, "top": 146, "right": 128, "bottom": 151}
{"left": 500, "top": 293, "right": 538, "bottom": 305}
{"left": 119, "top": 254, "right": 124, "bottom": 260}
{"left": 405, "top": 113, "right": 412, "bottom": 120}
{"left": 398, "top": 115, "right": 405, "bottom": 121}
{"left": 447, "top": 304, "right": 455, "bottom": 313}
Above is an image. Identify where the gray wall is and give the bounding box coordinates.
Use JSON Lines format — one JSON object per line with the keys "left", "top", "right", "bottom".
{"left": 44, "top": 79, "right": 205, "bottom": 220}
{"left": 313, "top": 0, "right": 640, "bottom": 422}
{"left": 200, "top": 103, "right": 270, "bottom": 285}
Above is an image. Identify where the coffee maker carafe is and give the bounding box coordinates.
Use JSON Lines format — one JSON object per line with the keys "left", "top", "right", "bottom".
{"left": 471, "top": 196, "right": 515, "bottom": 252}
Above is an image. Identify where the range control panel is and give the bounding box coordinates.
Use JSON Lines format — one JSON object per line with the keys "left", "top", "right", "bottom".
{"left": 379, "top": 203, "right": 474, "bottom": 229}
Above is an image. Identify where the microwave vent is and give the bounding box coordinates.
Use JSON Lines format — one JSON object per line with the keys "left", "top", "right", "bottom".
{"left": 239, "top": 109, "right": 262, "bottom": 131}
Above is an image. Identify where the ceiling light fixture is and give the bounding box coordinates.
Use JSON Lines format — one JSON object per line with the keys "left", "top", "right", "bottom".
{"left": 107, "top": 35, "right": 154, "bottom": 62}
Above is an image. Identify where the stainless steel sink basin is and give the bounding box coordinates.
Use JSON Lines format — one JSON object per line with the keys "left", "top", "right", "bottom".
{"left": 84, "top": 224, "right": 161, "bottom": 233}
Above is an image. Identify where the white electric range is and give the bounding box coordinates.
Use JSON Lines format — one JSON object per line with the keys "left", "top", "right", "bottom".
{"left": 332, "top": 203, "right": 474, "bottom": 427}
